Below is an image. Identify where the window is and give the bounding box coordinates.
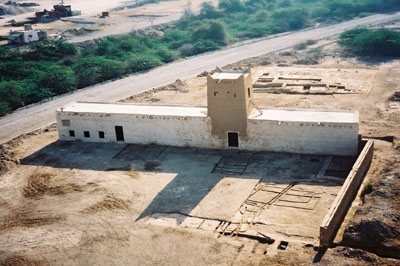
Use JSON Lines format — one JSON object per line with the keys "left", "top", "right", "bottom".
{"left": 248, "top": 88, "right": 251, "bottom": 97}
{"left": 214, "top": 92, "right": 218, "bottom": 96}
{"left": 69, "top": 130, "right": 75, "bottom": 137}
{"left": 61, "top": 119, "right": 70, "bottom": 126}
{"left": 99, "top": 131, "right": 105, "bottom": 139}
{"left": 234, "top": 93, "right": 236, "bottom": 98}
{"left": 84, "top": 131, "right": 90, "bottom": 138}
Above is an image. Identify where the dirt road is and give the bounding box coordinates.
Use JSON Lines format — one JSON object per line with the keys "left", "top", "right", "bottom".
{"left": 1, "top": 12, "right": 400, "bottom": 144}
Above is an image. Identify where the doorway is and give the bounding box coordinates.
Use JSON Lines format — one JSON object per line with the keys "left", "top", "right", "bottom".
{"left": 115, "top": 126, "right": 124, "bottom": 141}
{"left": 228, "top": 132, "right": 239, "bottom": 148}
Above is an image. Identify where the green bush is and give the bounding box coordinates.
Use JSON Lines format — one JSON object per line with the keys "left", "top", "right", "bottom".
{"left": 0, "top": 101, "right": 11, "bottom": 117}
{"left": 340, "top": 28, "right": 400, "bottom": 57}
{"left": 218, "top": 0, "right": 245, "bottom": 12}
{"left": 37, "top": 65, "right": 77, "bottom": 95}
{"left": 155, "top": 46, "right": 177, "bottom": 63}
{"left": 127, "top": 54, "right": 162, "bottom": 72}
{"left": 25, "top": 40, "right": 77, "bottom": 61}
{"left": 73, "top": 56, "right": 127, "bottom": 87}
{"left": 191, "top": 21, "right": 227, "bottom": 45}
{"left": 199, "top": 2, "right": 223, "bottom": 19}
{"left": 193, "top": 40, "right": 220, "bottom": 53}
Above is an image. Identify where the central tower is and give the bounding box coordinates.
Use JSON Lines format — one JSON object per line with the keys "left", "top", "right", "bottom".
{"left": 207, "top": 68, "right": 259, "bottom": 140}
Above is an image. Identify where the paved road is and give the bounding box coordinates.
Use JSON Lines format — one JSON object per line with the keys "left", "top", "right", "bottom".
{"left": 1, "top": 12, "right": 400, "bottom": 144}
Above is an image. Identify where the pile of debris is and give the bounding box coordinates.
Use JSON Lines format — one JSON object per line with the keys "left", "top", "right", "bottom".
{"left": 35, "top": 4, "right": 72, "bottom": 22}
{"left": 3, "top": 24, "right": 46, "bottom": 44}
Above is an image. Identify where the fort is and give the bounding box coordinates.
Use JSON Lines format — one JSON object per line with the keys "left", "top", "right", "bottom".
{"left": 56, "top": 68, "right": 359, "bottom": 156}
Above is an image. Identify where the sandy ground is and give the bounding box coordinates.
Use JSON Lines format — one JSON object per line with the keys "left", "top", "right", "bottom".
{"left": 0, "top": 38, "right": 399, "bottom": 265}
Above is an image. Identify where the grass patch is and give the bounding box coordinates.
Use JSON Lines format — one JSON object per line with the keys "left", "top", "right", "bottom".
{"left": 23, "top": 172, "right": 85, "bottom": 198}
{"left": 361, "top": 182, "right": 373, "bottom": 202}
{"left": 83, "top": 195, "right": 130, "bottom": 213}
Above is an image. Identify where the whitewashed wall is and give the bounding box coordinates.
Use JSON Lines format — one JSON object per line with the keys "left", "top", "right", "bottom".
{"left": 57, "top": 111, "right": 358, "bottom": 156}
{"left": 243, "top": 119, "right": 359, "bottom": 156}
{"left": 57, "top": 111, "right": 224, "bottom": 148}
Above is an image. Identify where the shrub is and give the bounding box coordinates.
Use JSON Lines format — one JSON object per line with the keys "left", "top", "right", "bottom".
{"left": 218, "top": 0, "right": 245, "bottom": 13}
{"left": 178, "top": 43, "right": 197, "bottom": 57}
{"left": 199, "top": 2, "right": 223, "bottom": 19}
{"left": 193, "top": 39, "right": 220, "bottom": 53}
{"left": 0, "top": 101, "right": 11, "bottom": 117}
{"left": 73, "top": 56, "right": 127, "bottom": 87}
{"left": 191, "top": 21, "right": 227, "bottom": 45}
{"left": 25, "top": 40, "right": 77, "bottom": 61}
{"left": 271, "top": 8, "right": 310, "bottom": 31}
{"left": 361, "top": 183, "right": 373, "bottom": 201}
{"left": 340, "top": 28, "right": 400, "bottom": 57}
{"left": 37, "top": 65, "right": 77, "bottom": 95}
{"left": 155, "top": 46, "right": 178, "bottom": 63}
{"left": 127, "top": 54, "right": 162, "bottom": 72}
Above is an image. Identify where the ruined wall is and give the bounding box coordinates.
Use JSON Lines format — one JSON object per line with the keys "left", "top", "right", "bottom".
{"left": 319, "top": 140, "right": 374, "bottom": 247}
{"left": 244, "top": 119, "right": 359, "bottom": 156}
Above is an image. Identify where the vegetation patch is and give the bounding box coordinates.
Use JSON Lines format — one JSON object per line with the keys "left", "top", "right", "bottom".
{"left": 339, "top": 28, "right": 400, "bottom": 57}
{"left": 0, "top": 255, "right": 49, "bottom": 266}
{"left": 361, "top": 182, "right": 373, "bottom": 202}
{"left": 23, "top": 172, "right": 85, "bottom": 198}
{"left": 0, "top": 207, "right": 64, "bottom": 231}
{"left": 83, "top": 195, "right": 130, "bottom": 213}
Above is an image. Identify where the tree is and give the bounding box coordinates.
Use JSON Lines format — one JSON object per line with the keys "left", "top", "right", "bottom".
{"left": 199, "top": 2, "right": 223, "bottom": 18}
{"left": 218, "top": 0, "right": 245, "bottom": 13}
{"left": 191, "top": 21, "right": 227, "bottom": 45}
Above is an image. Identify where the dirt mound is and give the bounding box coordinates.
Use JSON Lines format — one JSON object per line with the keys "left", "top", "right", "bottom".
{"left": 0, "top": 144, "right": 20, "bottom": 176}
{"left": 23, "top": 172, "right": 85, "bottom": 198}
{"left": 342, "top": 160, "right": 400, "bottom": 259}
{"left": 0, "top": 255, "right": 49, "bottom": 266}
{"left": 83, "top": 195, "right": 130, "bottom": 213}
{"left": 0, "top": 124, "right": 57, "bottom": 176}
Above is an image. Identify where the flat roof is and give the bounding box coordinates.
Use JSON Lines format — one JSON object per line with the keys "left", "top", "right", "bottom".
{"left": 59, "top": 102, "right": 207, "bottom": 117}
{"left": 252, "top": 108, "right": 358, "bottom": 123}
{"left": 211, "top": 71, "right": 248, "bottom": 80}
{"left": 59, "top": 102, "right": 358, "bottom": 123}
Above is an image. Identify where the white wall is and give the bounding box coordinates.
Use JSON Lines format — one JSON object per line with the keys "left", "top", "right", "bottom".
{"left": 57, "top": 111, "right": 224, "bottom": 149}
{"left": 57, "top": 111, "right": 358, "bottom": 156}
{"left": 23, "top": 31, "right": 39, "bottom": 43}
{"left": 243, "top": 119, "right": 359, "bottom": 156}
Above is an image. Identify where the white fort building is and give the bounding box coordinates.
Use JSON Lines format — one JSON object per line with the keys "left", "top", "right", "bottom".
{"left": 56, "top": 68, "right": 359, "bottom": 156}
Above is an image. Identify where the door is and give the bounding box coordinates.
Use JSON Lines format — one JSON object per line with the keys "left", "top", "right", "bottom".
{"left": 228, "top": 132, "right": 239, "bottom": 148}
{"left": 115, "top": 126, "right": 124, "bottom": 141}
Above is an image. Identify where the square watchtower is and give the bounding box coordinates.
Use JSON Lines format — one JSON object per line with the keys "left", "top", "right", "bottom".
{"left": 207, "top": 68, "right": 260, "bottom": 139}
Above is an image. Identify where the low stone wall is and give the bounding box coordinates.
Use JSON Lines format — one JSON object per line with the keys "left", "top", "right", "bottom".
{"left": 319, "top": 139, "right": 374, "bottom": 247}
